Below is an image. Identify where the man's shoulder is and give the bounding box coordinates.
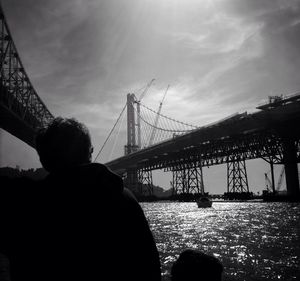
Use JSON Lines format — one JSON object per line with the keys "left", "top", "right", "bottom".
{"left": 43, "top": 163, "right": 123, "bottom": 190}
{"left": 122, "top": 187, "right": 138, "bottom": 201}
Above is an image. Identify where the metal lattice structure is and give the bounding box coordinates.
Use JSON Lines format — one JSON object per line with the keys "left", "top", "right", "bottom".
{"left": 172, "top": 169, "right": 187, "bottom": 194}
{"left": 137, "top": 169, "right": 153, "bottom": 196}
{"left": 171, "top": 164, "right": 204, "bottom": 195}
{"left": 0, "top": 4, "right": 53, "bottom": 147}
{"left": 227, "top": 158, "right": 249, "bottom": 193}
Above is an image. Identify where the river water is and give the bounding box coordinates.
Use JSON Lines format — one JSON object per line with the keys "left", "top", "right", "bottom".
{"left": 141, "top": 201, "right": 300, "bottom": 281}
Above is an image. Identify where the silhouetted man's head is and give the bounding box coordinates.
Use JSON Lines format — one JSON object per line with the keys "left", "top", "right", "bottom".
{"left": 35, "top": 117, "right": 93, "bottom": 172}
{"left": 171, "top": 249, "right": 223, "bottom": 281}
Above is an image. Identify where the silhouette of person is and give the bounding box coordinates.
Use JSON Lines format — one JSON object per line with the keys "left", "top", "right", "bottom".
{"left": 171, "top": 249, "right": 223, "bottom": 281}
{"left": 0, "top": 117, "right": 161, "bottom": 281}
{"left": 0, "top": 253, "right": 10, "bottom": 281}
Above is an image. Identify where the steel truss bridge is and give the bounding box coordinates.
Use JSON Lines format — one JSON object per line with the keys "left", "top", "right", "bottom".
{"left": 0, "top": 4, "right": 53, "bottom": 147}
{"left": 0, "top": 4, "right": 299, "bottom": 199}
{"left": 106, "top": 94, "right": 300, "bottom": 198}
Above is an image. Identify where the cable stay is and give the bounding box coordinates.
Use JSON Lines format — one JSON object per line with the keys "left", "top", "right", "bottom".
{"left": 93, "top": 102, "right": 127, "bottom": 162}
{"left": 108, "top": 106, "right": 126, "bottom": 161}
{"left": 139, "top": 102, "right": 198, "bottom": 129}
{"left": 131, "top": 90, "right": 198, "bottom": 148}
{"left": 135, "top": 79, "right": 155, "bottom": 148}
{"left": 149, "top": 85, "right": 169, "bottom": 146}
{"left": 134, "top": 107, "right": 192, "bottom": 133}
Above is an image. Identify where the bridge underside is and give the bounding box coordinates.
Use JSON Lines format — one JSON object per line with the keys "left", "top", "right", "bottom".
{"left": 0, "top": 6, "right": 53, "bottom": 148}
{"left": 0, "top": 102, "right": 36, "bottom": 148}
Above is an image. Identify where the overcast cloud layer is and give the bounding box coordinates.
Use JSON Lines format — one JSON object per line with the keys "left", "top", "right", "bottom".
{"left": 0, "top": 0, "right": 300, "bottom": 191}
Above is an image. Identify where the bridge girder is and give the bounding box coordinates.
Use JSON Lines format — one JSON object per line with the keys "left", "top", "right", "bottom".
{"left": 114, "top": 131, "right": 286, "bottom": 173}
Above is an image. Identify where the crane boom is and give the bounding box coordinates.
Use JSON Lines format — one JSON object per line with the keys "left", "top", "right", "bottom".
{"left": 138, "top": 78, "right": 155, "bottom": 102}
{"left": 148, "top": 85, "right": 170, "bottom": 146}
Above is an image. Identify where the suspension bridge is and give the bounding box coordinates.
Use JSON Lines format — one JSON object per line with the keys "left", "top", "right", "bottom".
{"left": 1, "top": 4, "right": 300, "bottom": 199}
{"left": 103, "top": 92, "right": 300, "bottom": 198}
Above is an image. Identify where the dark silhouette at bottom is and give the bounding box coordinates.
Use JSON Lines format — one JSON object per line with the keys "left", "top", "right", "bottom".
{"left": 0, "top": 117, "right": 161, "bottom": 281}
{"left": 171, "top": 249, "right": 223, "bottom": 281}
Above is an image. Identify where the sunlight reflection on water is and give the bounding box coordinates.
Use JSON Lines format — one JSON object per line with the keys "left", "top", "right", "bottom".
{"left": 141, "top": 202, "right": 300, "bottom": 281}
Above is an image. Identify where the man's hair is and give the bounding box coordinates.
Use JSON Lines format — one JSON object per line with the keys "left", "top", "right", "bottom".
{"left": 171, "top": 249, "right": 223, "bottom": 281}
{"left": 35, "top": 117, "right": 92, "bottom": 172}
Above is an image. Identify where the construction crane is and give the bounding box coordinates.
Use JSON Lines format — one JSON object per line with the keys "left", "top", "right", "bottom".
{"left": 264, "top": 166, "right": 285, "bottom": 193}
{"left": 137, "top": 78, "right": 155, "bottom": 102}
{"left": 264, "top": 173, "right": 272, "bottom": 192}
{"left": 276, "top": 166, "right": 285, "bottom": 190}
{"left": 135, "top": 79, "right": 155, "bottom": 149}
{"left": 148, "top": 85, "right": 170, "bottom": 146}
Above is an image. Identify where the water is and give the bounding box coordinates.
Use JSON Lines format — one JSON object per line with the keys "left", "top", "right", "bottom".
{"left": 141, "top": 202, "right": 300, "bottom": 281}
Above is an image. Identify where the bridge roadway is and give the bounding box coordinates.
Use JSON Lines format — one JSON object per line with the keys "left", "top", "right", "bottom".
{"left": 106, "top": 94, "right": 300, "bottom": 196}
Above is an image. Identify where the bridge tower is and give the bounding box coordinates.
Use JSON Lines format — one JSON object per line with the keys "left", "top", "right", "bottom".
{"left": 227, "top": 158, "right": 249, "bottom": 193}
{"left": 125, "top": 93, "right": 138, "bottom": 155}
{"left": 124, "top": 93, "right": 153, "bottom": 196}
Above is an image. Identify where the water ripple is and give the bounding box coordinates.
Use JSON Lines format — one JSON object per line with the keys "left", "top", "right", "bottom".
{"left": 141, "top": 202, "right": 300, "bottom": 281}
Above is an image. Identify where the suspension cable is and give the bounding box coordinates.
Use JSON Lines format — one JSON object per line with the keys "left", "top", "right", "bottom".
{"left": 139, "top": 102, "right": 198, "bottom": 129}
{"left": 134, "top": 105, "right": 193, "bottom": 133}
{"left": 93, "top": 102, "right": 127, "bottom": 162}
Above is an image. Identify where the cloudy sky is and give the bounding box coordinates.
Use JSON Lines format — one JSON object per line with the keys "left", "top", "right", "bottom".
{"left": 1, "top": 0, "right": 300, "bottom": 192}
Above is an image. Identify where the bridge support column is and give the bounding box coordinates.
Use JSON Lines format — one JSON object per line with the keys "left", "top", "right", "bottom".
{"left": 187, "top": 165, "right": 204, "bottom": 194}
{"left": 172, "top": 165, "right": 204, "bottom": 195}
{"left": 124, "top": 169, "right": 153, "bottom": 196}
{"left": 227, "top": 158, "right": 249, "bottom": 193}
{"left": 282, "top": 138, "right": 300, "bottom": 198}
{"left": 124, "top": 169, "right": 139, "bottom": 194}
{"left": 269, "top": 161, "right": 276, "bottom": 194}
{"left": 171, "top": 169, "right": 186, "bottom": 195}
{"left": 138, "top": 169, "right": 153, "bottom": 196}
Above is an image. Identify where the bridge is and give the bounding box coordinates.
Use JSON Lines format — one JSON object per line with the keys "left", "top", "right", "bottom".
{"left": 0, "top": 4, "right": 53, "bottom": 147}
{"left": 105, "top": 94, "right": 300, "bottom": 198}
{"left": 0, "top": 4, "right": 299, "bottom": 199}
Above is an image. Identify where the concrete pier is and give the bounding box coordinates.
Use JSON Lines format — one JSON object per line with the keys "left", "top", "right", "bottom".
{"left": 282, "top": 138, "right": 300, "bottom": 199}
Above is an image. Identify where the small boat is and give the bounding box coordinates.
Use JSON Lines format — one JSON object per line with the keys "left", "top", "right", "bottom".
{"left": 196, "top": 197, "right": 212, "bottom": 208}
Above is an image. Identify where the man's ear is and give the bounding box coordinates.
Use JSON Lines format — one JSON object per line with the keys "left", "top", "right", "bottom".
{"left": 89, "top": 146, "right": 94, "bottom": 161}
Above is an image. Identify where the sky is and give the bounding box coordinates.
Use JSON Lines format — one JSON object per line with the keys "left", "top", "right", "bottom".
{"left": 0, "top": 0, "right": 300, "bottom": 193}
